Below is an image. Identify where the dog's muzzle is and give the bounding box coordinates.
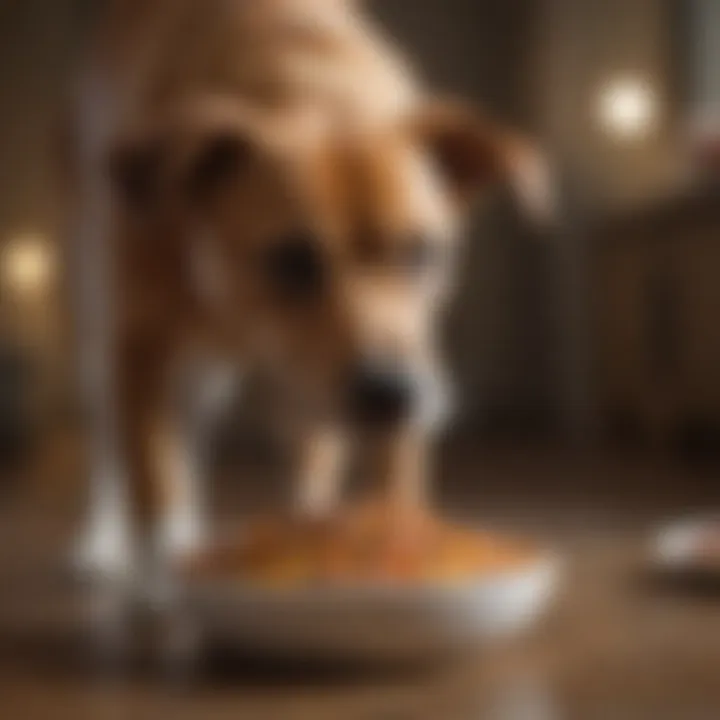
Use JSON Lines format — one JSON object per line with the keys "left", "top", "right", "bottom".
{"left": 347, "top": 362, "right": 453, "bottom": 431}
{"left": 348, "top": 363, "right": 414, "bottom": 428}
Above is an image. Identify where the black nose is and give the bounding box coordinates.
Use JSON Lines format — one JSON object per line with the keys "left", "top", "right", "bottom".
{"left": 348, "top": 364, "right": 415, "bottom": 427}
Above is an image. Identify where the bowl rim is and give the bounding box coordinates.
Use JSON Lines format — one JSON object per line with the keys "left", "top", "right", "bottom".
{"left": 179, "top": 550, "right": 562, "bottom": 605}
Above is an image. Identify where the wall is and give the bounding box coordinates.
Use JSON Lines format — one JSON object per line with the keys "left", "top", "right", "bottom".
{"left": 687, "top": 0, "right": 720, "bottom": 112}
{"left": 0, "top": 0, "right": 89, "bottom": 410}
{"left": 533, "top": 0, "right": 683, "bottom": 209}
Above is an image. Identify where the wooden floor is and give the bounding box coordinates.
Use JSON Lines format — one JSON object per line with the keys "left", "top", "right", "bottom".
{"left": 1, "top": 442, "right": 719, "bottom": 719}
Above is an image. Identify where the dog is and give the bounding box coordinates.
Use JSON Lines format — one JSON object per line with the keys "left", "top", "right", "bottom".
{"left": 67, "top": 0, "right": 551, "bottom": 585}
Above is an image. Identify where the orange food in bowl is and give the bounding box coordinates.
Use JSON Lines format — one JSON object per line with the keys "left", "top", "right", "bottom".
{"left": 186, "top": 505, "right": 539, "bottom": 588}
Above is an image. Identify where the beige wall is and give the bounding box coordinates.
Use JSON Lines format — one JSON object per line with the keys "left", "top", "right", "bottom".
{"left": 533, "top": 0, "right": 684, "bottom": 209}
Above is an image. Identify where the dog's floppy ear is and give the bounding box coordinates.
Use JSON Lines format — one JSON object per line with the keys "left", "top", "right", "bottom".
{"left": 177, "top": 98, "right": 263, "bottom": 206}
{"left": 108, "top": 99, "right": 261, "bottom": 214}
{"left": 412, "top": 101, "right": 555, "bottom": 222}
{"left": 182, "top": 130, "right": 253, "bottom": 204}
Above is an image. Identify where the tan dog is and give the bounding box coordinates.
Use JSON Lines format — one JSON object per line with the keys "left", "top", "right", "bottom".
{"left": 69, "top": 0, "right": 549, "bottom": 583}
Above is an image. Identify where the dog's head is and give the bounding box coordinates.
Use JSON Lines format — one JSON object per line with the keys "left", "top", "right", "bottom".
{"left": 110, "top": 99, "right": 551, "bottom": 432}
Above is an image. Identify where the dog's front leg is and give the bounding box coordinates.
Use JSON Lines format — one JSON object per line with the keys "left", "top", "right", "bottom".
{"left": 110, "top": 333, "right": 198, "bottom": 603}
{"left": 371, "top": 426, "right": 434, "bottom": 537}
{"left": 294, "top": 427, "right": 349, "bottom": 517}
{"left": 381, "top": 427, "right": 431, "bottom": 508}
{"left": 72, "top": 173, "right": 134, "bottom": 582}
{"left": 74, "top": 419, "right": 133, "bottom": 582}
{"left": 158, "top": 357, "right": 240, "bottom": 560}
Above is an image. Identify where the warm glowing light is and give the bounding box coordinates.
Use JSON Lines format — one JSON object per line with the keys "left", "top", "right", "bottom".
{"left": 2, "top": 233, "right": 54, "bottom": 295}
{"left": 597, "top": 78, "right": 657, "bottom": 140}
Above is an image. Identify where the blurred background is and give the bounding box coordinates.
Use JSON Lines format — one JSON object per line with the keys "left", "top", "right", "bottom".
{"left": 1, "top": 0, "right": 719, "bottom": 476}
{"left": 0, "top": 2, "right": 718, "bottom": 717}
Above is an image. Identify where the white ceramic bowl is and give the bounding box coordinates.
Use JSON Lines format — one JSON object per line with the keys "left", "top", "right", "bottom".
{"left": 179, "top": 552, "right": 561, "bottom": 660}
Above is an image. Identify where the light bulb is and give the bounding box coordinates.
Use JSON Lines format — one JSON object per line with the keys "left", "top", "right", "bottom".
{"left": 597, "top": 77, "right": 657, "bottom": 141}
{"left": 2, "top": 233, "right": 54, "bottom": 295}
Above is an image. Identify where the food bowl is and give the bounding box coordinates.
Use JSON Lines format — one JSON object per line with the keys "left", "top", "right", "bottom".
{"left": 176, "top": 517, "right": 561, "bottom": 660}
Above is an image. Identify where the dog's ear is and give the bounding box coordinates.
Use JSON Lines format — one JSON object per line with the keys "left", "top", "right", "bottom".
{"left": 177, "top": 98, "right": 266, "bottom": 208}
{"left": 183, "top": 129, "right": 254, "bottom": 204}
{"left": 412, "top": 101, "right": 555, "bottom": 222}
{"left": 108, "top": 100, "right": 261, "bottom": 214}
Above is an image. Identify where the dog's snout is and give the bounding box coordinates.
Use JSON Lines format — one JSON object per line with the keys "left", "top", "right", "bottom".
{"left": 348, "top": 363, "right": 415, "bottom": 427}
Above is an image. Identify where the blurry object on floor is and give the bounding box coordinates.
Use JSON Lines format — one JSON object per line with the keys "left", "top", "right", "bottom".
{"left": 650, "top": 515, "right": 720, "bottom": 594}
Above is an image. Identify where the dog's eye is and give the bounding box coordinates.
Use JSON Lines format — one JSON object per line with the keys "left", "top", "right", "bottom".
{"left": 262, "top": 232, "right": 326, "bottom": 300}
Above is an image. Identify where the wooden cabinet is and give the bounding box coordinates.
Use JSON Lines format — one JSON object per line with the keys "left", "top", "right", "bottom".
{"left": 594, "top": 195, "right": 720, "bottom": 450}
